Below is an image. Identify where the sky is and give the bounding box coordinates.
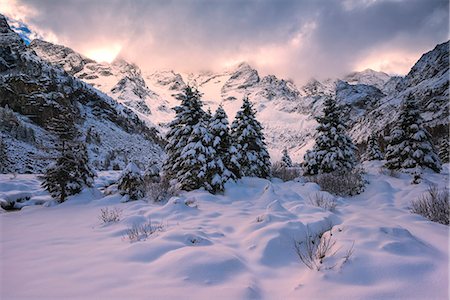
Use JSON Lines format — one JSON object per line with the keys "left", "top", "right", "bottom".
{"left": 1, "top": 0, "right": 448, "bottom": 83}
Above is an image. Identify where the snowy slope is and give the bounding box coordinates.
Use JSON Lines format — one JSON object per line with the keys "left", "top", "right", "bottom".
{"left": 1, "top": 162, "right": 448, "bottom": 299}
{"left": 350, "top": 41, "right": 449, "bottom": 143}
{"left": 0, "top": 15, "right": 164, "bottom": 173}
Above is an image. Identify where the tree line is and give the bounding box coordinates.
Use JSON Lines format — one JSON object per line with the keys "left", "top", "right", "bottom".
{"left": 35, "top": 86, "right": 446, "bottom": 202}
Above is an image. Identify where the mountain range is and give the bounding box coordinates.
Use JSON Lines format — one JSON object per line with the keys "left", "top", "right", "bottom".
{"left": 1, "top": 14, "right": 448, "bottom": 172}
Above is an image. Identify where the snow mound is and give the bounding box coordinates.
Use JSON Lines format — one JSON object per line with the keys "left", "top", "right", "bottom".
{"left": 0, "top": 165, "right": 448, "bottom": 299}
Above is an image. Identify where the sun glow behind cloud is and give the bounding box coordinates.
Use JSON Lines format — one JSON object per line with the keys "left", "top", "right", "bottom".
{"left": 85, "top": 44, "right": 122, "bottom": 63}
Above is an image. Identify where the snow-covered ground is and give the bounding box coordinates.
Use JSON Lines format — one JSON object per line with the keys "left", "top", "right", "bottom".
{"left": 1, "top": 162, "right": 448, "bottom": 299}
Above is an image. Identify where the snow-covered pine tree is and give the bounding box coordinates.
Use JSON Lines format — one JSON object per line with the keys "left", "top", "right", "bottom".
{"left": 209, "top": 105, "right": 241, "bottom": 182}
{"left": 0, "top": 136, "right": 9, "bottom": 173}
{"left": 46, "top": 111, "right": 79, "bottom": 153}
{"left": 439, "top": 139, "right": 449, "bottom": 163}
{"left": 117, "top": 162, "right": 145, "bottom": 201}
{"left": 41, "top": 114, "right": 95, "bottom": 202}
{"left": 364, "top": 134, "right": 383, "bottom": 161}
{"left": 302, "top": 96, "right": 357, "bottom": 175}
{"left": 384, "top": 95, "right": 441, "bottom": 173}
{"left": 281, "top": 148, "right": 293, "bottom": 167}
{"left": 41, "top": 142, "right": 95, "bottom": 203}
{"left": 144, "top": 161, "right": 160, "bottom": 183}
{"left": 177, "top": 118, "right": 218, "bottom": 192}
{"left": 163, "top": 86, "right": 205, "bottom": 181}
{"left": 231, "top": 97, "right": 271, "bottom": 178}
{"left": 73, "top": 143, "right": 96, "bottom": 188}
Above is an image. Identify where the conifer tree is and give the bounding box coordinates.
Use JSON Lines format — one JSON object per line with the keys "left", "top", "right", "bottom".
{"left": 302, "top": 97, "right": 357, "bottom": 175}
{"left": 384, "top": 95, "right": 441, "bottom": 172}
{"left": 177, "top": 118, "right": 217, "bottom": 192}
{"left": 231, "top": 97, "right": 271, "bottom": 178}
{"left": 210, "top": 105, "right": 241, "bottom": 182}
{"left": 163, "top": 86, "right": 205, "bottom": 180}
{"left": 41, "top": 114, "right": 95, "bottom": 202}
{"left": 46, "top": 112, "right": 79, "bottom": 153}
{"left": 117, "top": 162, "right": 145, "bottom": 201}
{"left": 281, "top": 148, "right": 293, "bottom": 167}
{"left": 41, "top": 143, "right": 95, "bottom": 203}
{"left": 144, "top": 161, "right": 160, "bottom": 183}
{"left": 439, "top": 139, "right": 449, "bottom": 163}
{"left": 364, "top": 134, "right": 383, "bottom": 161}
{"left": 0, "top": 136, "right": 9, "bottom": 173}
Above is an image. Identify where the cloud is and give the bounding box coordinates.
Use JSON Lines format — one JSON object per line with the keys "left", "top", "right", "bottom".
{"left": 3, "top": 0, "right": 448, "bottom": 83}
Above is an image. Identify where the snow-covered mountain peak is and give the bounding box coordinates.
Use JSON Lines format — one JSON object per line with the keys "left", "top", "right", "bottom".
{"left": 146, "top": 70, "right": 187, "bottom": 91}
{"left": 403, "top": 41, "right": 449, "bottom": 88}
{"left": 343, "top": 68, "right": 391, "bottom": 89}
{"left": 29, "top": 39, "right": 96, "bottom": 74}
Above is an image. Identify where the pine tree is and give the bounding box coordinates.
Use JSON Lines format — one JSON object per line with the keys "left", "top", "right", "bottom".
{"left": 231, "top": 97, "right": 271, "bottom": 178}
{"left": 302, "top": 97, "right": 357, "bottom": 175}
{"left": 281, "top": 148, "right": 293, "bottom": 167}
{"left": 163, "top": 86, "right": 205, "bottom": 180}
{"left": 41, "top": 114, "right": 95, "bottom": 202}
{"left": 144, "top": 161, "right": 160, "bottom": 183}
{"left": 41, "top": 142, "right": 95, "bottom": 203}
{"left": 0, "top": 136, "right": 9, "bottom": 173}
{"left": 74, "top": 143, "right": 96, "bottom": 187}
{"left": 209, "top": 105, "right": 241, "bottom": 182}
{"left": 177, "top": 118, "right": 217, "bottom": 192}
{"left": 439, "top": 139, "right": 449, "bottom": 163}
{"left": 117, "top": 162, "right": 145, "bottom": 201}
{"left": 364, "top": 134, "right": 383, "bottom": 161}
{"left": 384, "top": 95, "right": 441, "bottom": 172}
{"left": 46, "top": 111, "right": 79, "bottom": 153}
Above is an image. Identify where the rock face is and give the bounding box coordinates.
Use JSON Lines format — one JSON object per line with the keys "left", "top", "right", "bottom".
{"left": 12, "top": 15, "right": 449, "bottom": 162}
{"left": 0, "top": 14, "right": 163, "bottom": 173}
{"left": 349, "top": 41, "right": 449, "bottom": 143}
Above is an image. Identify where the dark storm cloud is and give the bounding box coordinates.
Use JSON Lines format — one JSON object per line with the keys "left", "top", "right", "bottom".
{"left": 7, "top": 0, "right": 449, "bottom": 83}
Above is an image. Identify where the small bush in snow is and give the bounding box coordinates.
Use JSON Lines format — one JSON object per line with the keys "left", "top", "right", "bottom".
{"left": 308, "top": 192, "right": 337, "bottom": 211}
{"left": 271, "top": 161, "right": 301, "bottom": 182}
{"left": 294, "top": 224, "right": 337, "bottom": 271}
{"left": 99, "top": 207, "right": 122, "bottom": 224}
{"left": 410, "top": 185, "right": 449, "bottom": 225}
{"left": 294, "top": 223, "right": 354, "bottom": 271}
{"left": 145, "top": 176, "right": 179, "bottom": 203}
{"left": 307, "top": 167, "right": 366, "bottom": 196}
{"left": 118, "top": 162, "right": 145, "bottom": 201}
{"left": 124, "top": 220, "right": 165, "bottom": 242}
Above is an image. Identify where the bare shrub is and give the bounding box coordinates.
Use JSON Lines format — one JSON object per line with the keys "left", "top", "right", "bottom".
{"left": 307, "top": 167, "right": 366, "bottom": 196}
{"left": 294, "top": 223, "right": 354, "bottom": 271}
{"left": 99, "top": 207, "right": 122, "bottom": 223}
{"left": 308, "top": 192, "right": 337, "bottom": 211}
{"left": 145, "top": 176, "right": 179, "bottom": 203}
{"left": 342, "top": 241, "right": 355, "bottom": 264}
{"left": 294, "top": 225, "right": 337, "bottom": 271}
{"left": 124, "top": 220, "right": 165, "bottom": 242}
{"left": 410, "top": 185, "right": 449, "bottom": 225}
{"left": 271, "top": 162, "right": 301, "bottom": 182}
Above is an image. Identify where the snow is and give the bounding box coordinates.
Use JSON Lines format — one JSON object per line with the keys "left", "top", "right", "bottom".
{"left": 1, "top": 163, "right": 448, "bottom": 299}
